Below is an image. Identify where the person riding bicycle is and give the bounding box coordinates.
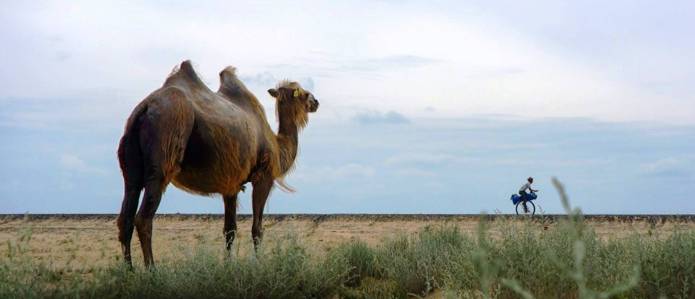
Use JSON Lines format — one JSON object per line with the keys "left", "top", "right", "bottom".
{"left": 519, "top": 177, "right": 538, "bottom": 213}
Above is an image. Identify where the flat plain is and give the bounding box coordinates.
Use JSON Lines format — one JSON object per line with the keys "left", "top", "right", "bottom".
{"left": 1, "top": 214, "right": 693, "bottom": 269}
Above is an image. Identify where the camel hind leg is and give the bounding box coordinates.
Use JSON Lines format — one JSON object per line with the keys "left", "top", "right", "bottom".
{"left": 117, "top": 131, "right": 145, "bottom": 266}
{"left": 133, "top": 89, "right": 194, "bottom": 267}
{"left": 116, "top": 102, "right": 152, "bottom": 266}
{"left": 135, "top": 175, "right": 167, "bottom": 267}
{"left": 133, "top": 128, "right": 173, "bottom": 268}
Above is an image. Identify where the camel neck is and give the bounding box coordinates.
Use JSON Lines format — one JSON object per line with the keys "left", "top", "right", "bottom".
{"left": 278, "top": 117, "right": 299, "bottom": 137}
{"left": 276, "top": 119, "right": 299, "bottom": 176}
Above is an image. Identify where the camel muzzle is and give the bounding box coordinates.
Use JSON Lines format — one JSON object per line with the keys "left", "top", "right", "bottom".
{"left": 309, "top": 99, "right": 319, "bottom": 112}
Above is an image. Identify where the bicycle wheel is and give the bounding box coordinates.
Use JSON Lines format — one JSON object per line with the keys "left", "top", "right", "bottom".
{"left": 515, "top": 200, "right": 536, "bottom": 216}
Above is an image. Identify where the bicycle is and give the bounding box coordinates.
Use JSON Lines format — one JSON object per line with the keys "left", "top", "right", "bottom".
{"left": 510, "top": 191, "right": 538, "bottom": 216}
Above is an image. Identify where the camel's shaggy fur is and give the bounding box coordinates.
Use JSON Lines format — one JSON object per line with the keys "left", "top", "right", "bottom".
{"left": 116, "top": 60, "right": 319, "bottom": 266}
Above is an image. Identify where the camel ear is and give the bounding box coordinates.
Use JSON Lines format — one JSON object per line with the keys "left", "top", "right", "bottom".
{"left": 268, "top": 88, "right": 279, "bottom": 98}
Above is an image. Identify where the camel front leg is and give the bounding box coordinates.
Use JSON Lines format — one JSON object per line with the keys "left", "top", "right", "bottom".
{"left": 251, "top": 178, "right": 273, "bottom": 252}
{"left": 223, "top": 194, "right": 238, "bottom": 254}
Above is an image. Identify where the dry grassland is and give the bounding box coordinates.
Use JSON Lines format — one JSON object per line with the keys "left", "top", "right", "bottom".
{"left": 1, "top": 214, "right": 692, "bottom": 269}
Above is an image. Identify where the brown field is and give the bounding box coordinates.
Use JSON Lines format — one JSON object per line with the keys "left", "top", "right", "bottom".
{"left": 1, "top": 214, "right": 694, "bottom": 269}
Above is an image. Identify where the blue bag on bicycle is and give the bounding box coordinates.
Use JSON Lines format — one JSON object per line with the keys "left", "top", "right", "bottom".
{"left": 510, "top": 194, "right": 521, "bottom": 205}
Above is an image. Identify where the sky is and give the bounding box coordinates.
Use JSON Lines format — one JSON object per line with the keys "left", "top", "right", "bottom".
{"left": 1, "top": 0, "right": 694, "bottom": 214}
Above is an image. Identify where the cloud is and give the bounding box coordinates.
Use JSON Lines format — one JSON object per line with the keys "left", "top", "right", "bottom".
{"left": 294, "top": 163, "right": 375, "bottom": 183}
{"left": 462, "top": 66, "right": 525, "bottom": 78}
{"left": 384, "top": 153, "right": 466, "bottom": 167}
{"left": 640, "top": 158, "right": 693, "bottom": 178}
{"left": 239, "top": 72, "right": 315, "bottom": 91}
{"left": 352, "top": 110, "right": 410, "bottom": 125}
{"left": 331, "top": 163, "right": 376, "bottom": 178}
{"left": 265, "top": 55, "right": 439, "bottom": 75}
{"left": 239, "top": 72, "right": 277, "bottom": 88}
{"left": 55, "top": 50, "right": 71, "bottom": 62}
{"left": 0, "top": 97, "right": 133, "bottom": 130}
{"left": 394, "top": 168, "right": 437, "bottom": 177}
{"left": 59, "top": 154, "right": 108, "bottom": 176}
{"left": 300, "top": 77, "right": 315, "bottom": 91}
{"left": 3, "top": 1, "right": 695, "bottom": 124}
{"left": 344, "top": 55, "right": 439, "bottom": 72}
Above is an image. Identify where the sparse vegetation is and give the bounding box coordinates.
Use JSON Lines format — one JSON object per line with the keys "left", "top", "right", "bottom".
{"left": 2, "top": 180, "right": 694, "bottom": 298}
{"left": 1, "top": 223, "right": 694, "bottom": 298}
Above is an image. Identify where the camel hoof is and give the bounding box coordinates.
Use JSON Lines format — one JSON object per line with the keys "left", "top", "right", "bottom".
{"left": 123, "top": 260, "right": 134, "bottom": 271}
{"left": 224, "top": 251, "right": 235, "bottom": 261}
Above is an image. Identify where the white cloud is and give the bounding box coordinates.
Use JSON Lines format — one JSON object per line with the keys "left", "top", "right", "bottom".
{"left": 384, "top": 153, "right": 471, "bottom": 167}
{"left": 331, "top": 164, "right": 376, "bottom": 178}
{"left": 394, "top": 168, "right": 437, "bottom": 178}
{"left": 352, "top": 110, "right": 410, "bottom": 125}
{"left": 59, "top": 154, "right": 108, "bottom": 176}
{"left": 2, "top": 0, "right": 694, "bottom": 126}
{"left": 293, "top": 163, "right": 375, "bottom": 183}
{"left": 640, "top": 158, "right": 693, "bottom": 178}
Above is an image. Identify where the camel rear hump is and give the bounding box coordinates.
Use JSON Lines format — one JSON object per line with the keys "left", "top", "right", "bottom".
{"left": 218, "top": 66, "right": 247, "bottom": 96}
{"left": 217, "top": 65, "right": 268, "bottom": 116}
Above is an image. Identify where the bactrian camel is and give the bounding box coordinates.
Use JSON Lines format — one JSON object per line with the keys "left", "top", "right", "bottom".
{"left": 116, "top": 60, "right": 319, "bottom": 267}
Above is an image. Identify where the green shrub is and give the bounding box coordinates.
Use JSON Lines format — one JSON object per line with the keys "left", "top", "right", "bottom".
{"left": 331, "top": 241, "right": 379, "bottom": 286}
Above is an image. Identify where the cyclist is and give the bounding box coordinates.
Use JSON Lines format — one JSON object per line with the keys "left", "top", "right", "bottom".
{"left": 519, "top": 177, "right": 538, "bottom": 213}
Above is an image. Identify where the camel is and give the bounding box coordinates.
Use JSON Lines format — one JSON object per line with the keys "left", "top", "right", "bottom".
{"left": 116, "top": 60, "right": 319, "bottom": 267}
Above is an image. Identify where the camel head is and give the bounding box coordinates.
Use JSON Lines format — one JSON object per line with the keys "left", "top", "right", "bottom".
{"left": 268, "top": 81, "right": 319, "bottom": 128}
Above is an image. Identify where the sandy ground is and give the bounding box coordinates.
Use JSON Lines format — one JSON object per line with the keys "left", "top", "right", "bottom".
{"left": 1, "top": 215, "right": 693, "bottom": 269}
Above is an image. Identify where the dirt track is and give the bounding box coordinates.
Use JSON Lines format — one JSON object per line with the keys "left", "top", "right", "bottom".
{"left": 1, "top": 214, "right": 693, "bottom": 268}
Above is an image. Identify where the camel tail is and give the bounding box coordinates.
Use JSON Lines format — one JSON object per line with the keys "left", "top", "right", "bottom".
{"left": 118, "top": 102, "right": 148, "bottom": 188}
{"left": 119, "top": 88, "right": 195, "bottom": 188}
{"left": 274, "top": 178, "right": 296, "bottom": 193}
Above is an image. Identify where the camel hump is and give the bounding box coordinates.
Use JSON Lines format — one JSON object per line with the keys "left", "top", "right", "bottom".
{"left": 219, "top": 66, "right": 239, "bottom": 86}
{"left": 218, "top": 65, "right": 252, "bottom": 97}
{"left": 164, "top": 60, "right": 206, "bottom": 88}
{"left": 220, "top": 66, "right": 237, "bottom": 79}
{"left": 179, "top": 60, "right": 198, "bottom": 79}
